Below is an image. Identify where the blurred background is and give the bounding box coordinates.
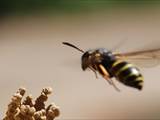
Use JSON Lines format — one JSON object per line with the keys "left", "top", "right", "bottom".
{"left": 1, "top": 0, "right": 160, "bottom": 119}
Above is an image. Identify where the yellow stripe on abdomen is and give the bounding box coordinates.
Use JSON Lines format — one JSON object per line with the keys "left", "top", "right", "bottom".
{"left": 111, "top": 60, "right": 143, "bottom": 90}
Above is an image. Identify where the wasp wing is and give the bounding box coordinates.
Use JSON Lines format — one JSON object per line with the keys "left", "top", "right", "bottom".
{"left": 114, "top": 48, "right": 160, "bottom": 68}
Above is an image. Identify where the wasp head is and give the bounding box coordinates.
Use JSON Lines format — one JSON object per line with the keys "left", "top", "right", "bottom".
{"left": 81, "top": 51, "right": 91, "bottom": 70}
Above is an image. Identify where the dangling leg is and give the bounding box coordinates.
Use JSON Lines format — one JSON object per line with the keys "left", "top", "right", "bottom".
{"left": 89, "top": 66, "right": 98, "bottom": 78}
{"left": 103, "top": 73, "right": 120, "bottom": 92}
{"left": 99, "top": 64, "right": 120, "bottom": 92}
{"left": 107, "top": 78, "right": 120, "bottom": 92}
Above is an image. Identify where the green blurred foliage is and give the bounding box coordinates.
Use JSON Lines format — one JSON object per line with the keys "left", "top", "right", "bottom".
{"left": 0, "top": 0, "right": 160, "bottom": 16}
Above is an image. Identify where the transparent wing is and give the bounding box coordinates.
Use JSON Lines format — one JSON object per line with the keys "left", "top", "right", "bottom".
{"left": 114, "top": 48, "right": 160, "bottom": 68}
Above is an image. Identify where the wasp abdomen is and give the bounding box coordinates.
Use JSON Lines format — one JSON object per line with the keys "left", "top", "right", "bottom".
{"left": 111, "top": 61, "right": 143, "bottom": 90}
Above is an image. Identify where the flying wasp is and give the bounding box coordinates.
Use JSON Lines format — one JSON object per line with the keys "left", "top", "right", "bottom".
{"left": 62, "top": 42, "right": 160, "bottom": 91}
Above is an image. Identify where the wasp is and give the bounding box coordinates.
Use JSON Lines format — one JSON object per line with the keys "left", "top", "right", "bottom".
{"left": 62, "top": 42, "right": 160, "bottom": 91}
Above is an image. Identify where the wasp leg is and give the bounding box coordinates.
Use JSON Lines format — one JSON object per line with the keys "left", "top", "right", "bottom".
{"left": 103, "top": 74, "right": 112, "bottom": 85}
{"left": 103, "top": 73, "right": 120, "bottom": 92}
{"left": 99, "top": 64, "right": 120, "bottom": 92}
{"left": 108, "top": 79, "right": 121, "bottom": 92}
{"left": 89, "top": 66, "right": 98, "bottom": 78}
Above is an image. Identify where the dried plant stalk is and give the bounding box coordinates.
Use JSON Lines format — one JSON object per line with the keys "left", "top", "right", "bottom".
{"left": 3, "top": 87, "right": 60, "bottom": 120}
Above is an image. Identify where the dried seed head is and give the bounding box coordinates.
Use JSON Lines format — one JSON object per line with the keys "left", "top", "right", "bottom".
{"left": 3, "top": 87, "right": 60, "bottom": 120}
{"left": 46, "top": 103, "right": 60, "bottom": 120}
{"left": 17, "top": 87, "right": 26, "bottom": 96}
{"left": 42, "top": 87, "right": 53, "bottom": 95}
{"left": 34, "top": 109, "right": 46, "bottom": 120}
{"left": 23, "top": 95, "right": 34, "bottom": 107}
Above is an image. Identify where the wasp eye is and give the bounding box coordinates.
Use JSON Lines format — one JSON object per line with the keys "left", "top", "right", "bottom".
{"left": 81, "top": 52, "right": 90, "bottom": 70}
{"left": 82, "top": 52, "right": 89, "bottom": 58}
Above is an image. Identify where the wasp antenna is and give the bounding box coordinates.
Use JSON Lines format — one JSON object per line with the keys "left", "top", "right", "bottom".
{"left": 62, "top": 42, "right": 85, "bottom": 53}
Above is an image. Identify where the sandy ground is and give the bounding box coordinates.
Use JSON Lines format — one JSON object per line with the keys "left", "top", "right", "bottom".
{"left": 0, "top": 7, "right": 160, "bottom": 119}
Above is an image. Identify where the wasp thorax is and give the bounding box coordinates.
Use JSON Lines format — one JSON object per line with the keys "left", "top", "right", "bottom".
{"left": 81, "top": 49, "right": 114, "bottom": 71}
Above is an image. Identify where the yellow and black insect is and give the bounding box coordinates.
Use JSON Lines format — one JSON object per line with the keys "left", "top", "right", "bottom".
{"left": 62, "top": 42, "right": 160, "bottom": 91}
